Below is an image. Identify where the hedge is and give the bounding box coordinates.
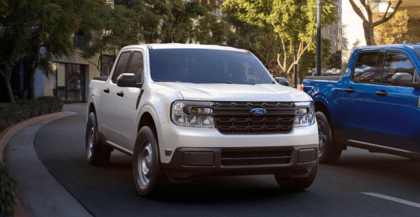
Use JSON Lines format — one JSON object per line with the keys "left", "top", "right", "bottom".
{"left": 0, "top": 162, "right": 15, "bottom": 216}
{"left": 0, "top": 96, "right": 63, "bottom": 132}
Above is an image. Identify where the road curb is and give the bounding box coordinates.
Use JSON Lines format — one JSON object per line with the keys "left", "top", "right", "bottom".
{"left": 0, "top": 111, "right": 75, "bottom": 217}
{"left": 0, "top": 111, "right": 67, "bottom": 162}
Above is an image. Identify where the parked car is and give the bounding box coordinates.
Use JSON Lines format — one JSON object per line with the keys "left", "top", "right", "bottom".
{"left": 302, "top": 44, "right": 420, "bottom": 163}
{"left": 86, "top": 43, "right": 319, "bottom": 197}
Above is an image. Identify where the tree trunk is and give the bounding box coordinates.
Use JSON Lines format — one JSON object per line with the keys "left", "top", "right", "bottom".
{"left": 1, "top": 68, "right": 15, "bottom": 103}
{"left": 30, "top": 69, "right": 36, "bottom": 100}
{"left": 363, "top": 22, "right": 376, "bottom": 45}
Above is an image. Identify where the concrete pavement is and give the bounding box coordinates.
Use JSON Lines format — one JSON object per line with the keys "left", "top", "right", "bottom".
{"left": 4, "top": 111, "right": 92, "bottom": 217}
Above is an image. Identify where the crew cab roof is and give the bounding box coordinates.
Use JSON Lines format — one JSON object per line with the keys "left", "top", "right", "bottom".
{"left": 121, "top": 43, "right": 250, "bottom": 54}
{"left": 356, "top": 43, "right": 420, "bottom": 51}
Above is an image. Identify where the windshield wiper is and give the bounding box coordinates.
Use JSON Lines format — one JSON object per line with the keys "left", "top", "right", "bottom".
{"left": 153, "top": 79, "right": 178, "bottom": 82}
{"left": 203, "top": 81, "right": 237, "bottom": 84}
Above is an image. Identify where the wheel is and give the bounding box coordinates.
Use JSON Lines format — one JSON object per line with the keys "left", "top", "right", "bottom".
{"left": 275, "top": 163, "right": 318, "bottom": 191}
{"left": 86, "top": 112, "right": 111, "bottom": 165}
{"left": 133, "top": 126, "right": 169, "bottom": 197}
{"left": 316, "top": 111, "right": 342, "bottom": 164}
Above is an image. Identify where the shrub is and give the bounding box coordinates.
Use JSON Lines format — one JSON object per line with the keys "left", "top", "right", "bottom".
{"left": 0, "top": 163, "right": 15, "bottom": 216}
{"left": 0, "top": 96, "right": 63, "bottom": 132}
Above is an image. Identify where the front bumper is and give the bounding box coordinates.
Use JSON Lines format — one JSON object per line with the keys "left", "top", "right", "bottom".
{"left": 158, "top": 121, "right": 318, "bottom": 164}
{"left": 161, "top": 145, "right": 318, "bottom": 181}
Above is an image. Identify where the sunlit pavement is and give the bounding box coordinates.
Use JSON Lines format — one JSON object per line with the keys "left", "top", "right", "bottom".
{"left": 31, "top": 104, "right": 420, "bottom": 217}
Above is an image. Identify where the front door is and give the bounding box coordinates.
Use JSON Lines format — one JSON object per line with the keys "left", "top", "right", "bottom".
{"left": 114, "top": 50, "right": 144, "bottom": 151}
{"left": 99, "top": 51, "right": 132, "bottom": 144}
{"left": 370, "top": 50, "right": 420, "bottom": 152}
{"left": 336, "top": 51, "right": 385, "bottom": 142}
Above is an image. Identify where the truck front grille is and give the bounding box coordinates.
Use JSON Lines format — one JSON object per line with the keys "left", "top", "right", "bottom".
{"left": 221, "top": 150, "right": 292, "bottom": 166}
{"left": 212, "top": 101, "right": 296, "bottom": 134}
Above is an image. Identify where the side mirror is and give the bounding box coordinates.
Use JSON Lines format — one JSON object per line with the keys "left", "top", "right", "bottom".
{"left": 391, "top": 73, "right": 420, "bottom": 88}
{"left": 116, "top": 73, "right": 142, "bottom": 88}
{"left": 275, "top": 77, "right": 289, "bottom": 86}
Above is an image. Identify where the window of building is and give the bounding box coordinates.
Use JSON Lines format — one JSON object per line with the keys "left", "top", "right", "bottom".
{"left": 74, "top": 30, "right": 88, "bottom": 49}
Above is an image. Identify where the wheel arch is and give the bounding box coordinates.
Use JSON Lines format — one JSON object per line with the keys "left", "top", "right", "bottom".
{"left": 313, "top": 97, "right": 346, "bottom": 150}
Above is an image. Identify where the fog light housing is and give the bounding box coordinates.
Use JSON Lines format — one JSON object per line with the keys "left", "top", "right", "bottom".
{"left": 298, "top": 148, "right": 316, "bottom": 163}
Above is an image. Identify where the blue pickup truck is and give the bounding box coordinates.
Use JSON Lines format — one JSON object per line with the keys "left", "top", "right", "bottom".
{"left": 302, "top": 44, "right": 420, "bottom": 163}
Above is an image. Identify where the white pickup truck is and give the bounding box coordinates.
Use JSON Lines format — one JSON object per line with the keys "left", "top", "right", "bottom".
{"left": 86, "top": 43, "right": 319, "bottom": 197}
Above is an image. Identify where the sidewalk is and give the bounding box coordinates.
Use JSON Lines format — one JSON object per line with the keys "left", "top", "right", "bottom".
{"left": 1, "top": 111, "right": 92, "bottom": 217}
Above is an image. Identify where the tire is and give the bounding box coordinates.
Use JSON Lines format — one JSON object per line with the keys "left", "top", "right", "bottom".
{"left": 133, "top": 126, "right": 169, "bottom": 197}
{"left": 86, "top": 112, "right": 111, "bottom": 165}
{"left": 316, "top": 111, "right": 342, "bottom": 164}
{"left": 275, "top": 163, "right": 318, "bottom": 191}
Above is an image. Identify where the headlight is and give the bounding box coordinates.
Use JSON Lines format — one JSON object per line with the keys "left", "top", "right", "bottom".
{"left": 294, "top": 101, "right": 315, "bottom": 127}
{"left": 171, "top": 101, "right": 215, "bottom": 128}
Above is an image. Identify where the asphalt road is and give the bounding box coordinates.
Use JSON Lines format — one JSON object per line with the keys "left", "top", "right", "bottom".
{"left": 33, "top": 104, "right": 420, "bottom": 217}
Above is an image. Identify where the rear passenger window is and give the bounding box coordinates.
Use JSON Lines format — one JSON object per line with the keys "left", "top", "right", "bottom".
{"left": 126, "top": 51, "right": 144, "bottom": 83}
{"left": 112, "top": 52, "right": 131, "bottom": 83}
{"left": 352, "top": 52, "right": 381, "bottom": 83}
{"left": 382, "top": 52, "right": 415, "bottom": 84}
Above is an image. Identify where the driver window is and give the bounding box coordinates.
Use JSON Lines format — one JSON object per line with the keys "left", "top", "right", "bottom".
{"left": 111, "top": 51, "right": 131, "bottom": 83}
{"left": 382, "top": 51, "right": 415, "bottom": 84}
{"left": 126, "top": 51, "right": 144, "bottom": 83}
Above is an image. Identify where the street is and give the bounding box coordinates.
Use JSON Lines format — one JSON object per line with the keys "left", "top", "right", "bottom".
{"left": 32, "top": 104, "right": 420, "bottom": 217}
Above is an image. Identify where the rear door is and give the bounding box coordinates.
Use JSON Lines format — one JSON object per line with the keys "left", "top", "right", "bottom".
{"left": 370, "top": 50, "right": 420, "bottom": 152}
{"left": 113, "top": 50, "right": 144, "bottom": 151}
{"left": 101, "top": 51, "right": 132, "bottom": 143}
{"left": 336, "top": 51, "right": 386, "bottom": 142}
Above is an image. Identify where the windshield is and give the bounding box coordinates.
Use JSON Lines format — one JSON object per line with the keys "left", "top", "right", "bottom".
{"left": 149, "top": 49, "right": 274, "bottom": 84}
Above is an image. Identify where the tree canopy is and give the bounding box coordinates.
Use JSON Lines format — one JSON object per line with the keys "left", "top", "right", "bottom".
{"left": 222, "top": 0, "right": 337, "bottom": 85}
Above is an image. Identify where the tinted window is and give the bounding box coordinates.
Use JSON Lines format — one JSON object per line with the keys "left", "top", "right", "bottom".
{"left": 414, "top": 48, "right": 420, "bottom": 60}
{"left": 112, "top": 52, "right": 131, "bottom": 83}
{"left": 149, "top": 49, "right": 274, "bottom": 84}
{"left": 382, "top": 52, "right": 415, "bottom": 84}
{"left": 126, "top": 52, "right": 144, "bottom": 83}
{"left": 352, "top": 52, "right": 381, "bottom": 83}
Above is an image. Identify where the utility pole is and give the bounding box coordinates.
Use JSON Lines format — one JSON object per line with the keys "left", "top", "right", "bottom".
{"left": 304, "top": 2, "right": 336, "bottom": 76}
{"left": 317, "top": 0, "right": 321, "bottom": 76}
{"left": 294, "top": 44, "right": 298, "bottom": 88}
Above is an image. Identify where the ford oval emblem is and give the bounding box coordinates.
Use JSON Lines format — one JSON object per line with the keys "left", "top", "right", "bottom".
{"left": 250, "top": 108, "right": 266, "bottom": 115}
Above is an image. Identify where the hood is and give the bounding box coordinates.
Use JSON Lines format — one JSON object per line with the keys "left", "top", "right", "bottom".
{"left": 155, "top": 82, "right": 311, "bottom": 102}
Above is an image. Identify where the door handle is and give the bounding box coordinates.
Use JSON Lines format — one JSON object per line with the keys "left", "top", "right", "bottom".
{"left": 375, "top": 91, "right": 388, "bottom": 96}
{"left": 103, "top": 88, "right": 110, "bottom": 93}
{"left": 344, "top": 88, "right": 354, "bottom": 93}
{"left": 117, "top": 91, "right": 124, "bottom": 97}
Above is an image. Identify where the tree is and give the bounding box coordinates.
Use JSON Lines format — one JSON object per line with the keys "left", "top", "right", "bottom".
{"left": 375, "top": 10, "right": 420, "bottom": 44}
{"left": 327, "top": 50, "right": 341, "bottom": 69}
{"left": 223, "top": 0, "right": 336, "bottom": 86}
{"left": 159, "top": 0, "right": 205, "bottom": 43}
{"left": 79, "top": 2, "right": 140, "bottom": 75}
{"left": 22, "top": 0, "right": 82, "bottom": 100}
{"left": 193, "top": 12, "right": 232, "bottom": 45}
{"left": 321, "top": 37, "right": 331, "bottom": 69}
{"left": 349, "top": 0, "right": 403, "bottom": 45}
{"left": 0, "top": 0, "right": 32, "bottom": 103}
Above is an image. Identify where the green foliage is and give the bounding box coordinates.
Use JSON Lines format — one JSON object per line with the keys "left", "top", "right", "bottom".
{"left": 0, "top": 163, "right": 15, "bottom": 216}
{"left": 160, "top": 1, "right": 205, "bottom": 43}
{"left": 0, "top": 96, "right": 63, "bottom": 132}
{"left": 321, "top": 37, "right": 331, "bottom": 68}
{"left": 193, "top": 13, "right": 232, "bottom": 45}
{"left": 327, "top": 50, "right": 341, "bottom": 69}
{"left": 223, "top": 0, "right": 336, "bottom": 46}
{"left": 79, "top": 1, "right": 140, "bottom": 73}
{"left": 223, "top": 0, "right": 337, "bottom": 85}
